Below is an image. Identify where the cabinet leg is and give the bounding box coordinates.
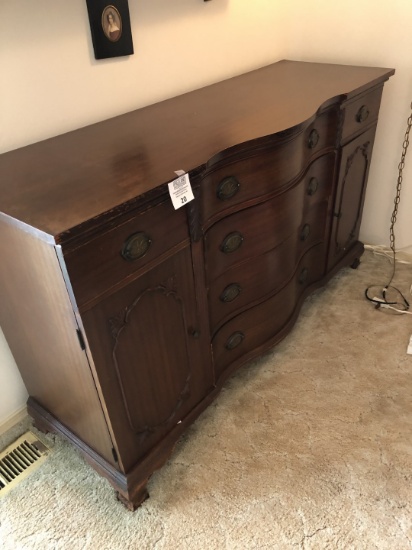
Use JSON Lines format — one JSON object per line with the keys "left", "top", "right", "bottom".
{"left": 351, "top": 257, "right": 361, "bottom": 270}
{"left": 116, "top": 485, "right": 149, "bottom": 511}
{"left": 32, "top": 417, "right": 50, "bottom": 435}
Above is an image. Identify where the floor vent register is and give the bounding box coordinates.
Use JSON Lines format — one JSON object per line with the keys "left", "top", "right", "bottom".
{"left": 0, "top": 432, "right": 50, "bottom": 496}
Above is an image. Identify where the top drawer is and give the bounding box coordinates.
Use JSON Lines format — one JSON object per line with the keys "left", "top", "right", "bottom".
{"left": 341, "top": 85, "right": 383, "bottom": 143}
{"left": 200, "top": 108, "right": 339, "bottom": 226}
{"left": 63, "top": 200, "right": 189, "bottom": 308}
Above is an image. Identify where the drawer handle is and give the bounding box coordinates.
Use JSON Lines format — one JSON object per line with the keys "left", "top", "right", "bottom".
{"left": 308, "top": 129, "right": 320, "bottom": 149}
{"left": 121, "top": 232, "right": 152, "bottom": 262}
{"left": 217, "top": 176, "right": 240, "bottom": 201}
{"left": 220, "top": 283, "right": 242, "bottom": 303}
{"left": 300, "top": 224, "right": 310, "bottom": 241}
{"left": 189, "top": 328, "right": 200, "bottom": 339}
{"left": 225, "top": 331, "right": 245, "bottom": 350}
{"left": 299, "top": 268, "right": 308, "bottom": 285}
{"left": 220, "top": 231, "right": 244, "bottom": 254}
{"left": 356, "top": 105, "right": 370, "bottom": 123}
{"left": 307, "top": 177, "right": 319, "bottom": 196}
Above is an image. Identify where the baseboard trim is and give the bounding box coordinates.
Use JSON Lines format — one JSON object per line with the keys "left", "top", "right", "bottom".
{"left": 364, "top": 244, "right": 412, "bottom": 263}
{"left": 0, "top": 405, "right": 28, "bottom": 436}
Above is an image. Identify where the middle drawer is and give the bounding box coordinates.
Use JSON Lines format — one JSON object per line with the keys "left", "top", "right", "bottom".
{"left": 207, "top": 199, "right": 328, "bottom": 333}
{"left": 204, "top": 157, "right": 333, "bottom": 284}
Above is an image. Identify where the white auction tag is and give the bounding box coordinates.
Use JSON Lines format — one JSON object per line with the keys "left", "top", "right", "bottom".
{"left": 168, "top": 173, "right": 194, "bottom": 210}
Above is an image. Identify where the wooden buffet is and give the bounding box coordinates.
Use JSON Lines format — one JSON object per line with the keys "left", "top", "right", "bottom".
{"left": 0, "top": 60, "right": 394, "bottom": 509}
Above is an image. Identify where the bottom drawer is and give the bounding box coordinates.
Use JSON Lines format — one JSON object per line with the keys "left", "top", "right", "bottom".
{"left": 212, "top": 243, "right": 326, "bottom": 378}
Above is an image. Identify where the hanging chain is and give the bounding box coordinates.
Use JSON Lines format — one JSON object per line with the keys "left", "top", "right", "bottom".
{"left": 386, "top": 102, "right": 412, "bottom": 287}
{"left": 389, "top": 103, "right": 412, "bottom": 255}
{"left": 365, "top": 102, "right": 412, "bottom": 310}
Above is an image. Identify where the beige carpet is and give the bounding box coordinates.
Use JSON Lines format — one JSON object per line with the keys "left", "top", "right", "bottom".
{"left": 1, "top": 250, "right": 412, "bottom": 550}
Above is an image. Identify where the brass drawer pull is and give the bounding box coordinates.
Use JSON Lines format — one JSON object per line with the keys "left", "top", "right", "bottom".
{"left": 300, "top": 224, "right": 310, "bottom": 241}
{"left": 356, "top": 105, "right": 370, "bottom": 123}
{"left": 225, "top": 331, "right": 245, "bottom": 350}
{"left": 299, "top": 268, "right": 308, "bottom": 285}
{"left": 217, "top": 176, "right": 240, "bottom": 201}
{"left": 308, "top": 129, "right": 320, "bottom": 149}
{"left": 220, "top": 283, "right": 242, "bottom": 303}
{"left": 307, "top": 177, "right": 319, "bottom": 196}
{"left": 220, "top": 231, "right": 244, "bottom": 254}
{"left": 121, "top": 232, "right": 152, "bottom": 262}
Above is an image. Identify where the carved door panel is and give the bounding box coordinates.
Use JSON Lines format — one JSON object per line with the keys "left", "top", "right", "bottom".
{"left": 81, "top": 247, "right": 213, "bottom": 473}
{"left": 327, "top": 127, "right": 377, "bottom": 271}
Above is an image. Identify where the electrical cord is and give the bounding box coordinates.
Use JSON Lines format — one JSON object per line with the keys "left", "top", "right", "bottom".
{"left": 365, "top": 102, "right": 412, "bottom": 314}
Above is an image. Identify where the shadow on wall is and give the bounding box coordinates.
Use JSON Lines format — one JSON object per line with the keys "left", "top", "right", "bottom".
{"left": 135, "top": 0, "right": 230, "bottom": 24}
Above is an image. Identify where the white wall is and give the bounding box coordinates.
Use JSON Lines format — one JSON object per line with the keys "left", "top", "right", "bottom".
{"left": 0, "top": 0, "right": 288, "bottom": 153}
{"left": 1, "top": 0, "right": 411, "bottom": 426}
{"left": 285, "top": 0, "right": 412, "bottom": 254}
{"left": 0, "top": 328, "right": 28, "bottom": 427}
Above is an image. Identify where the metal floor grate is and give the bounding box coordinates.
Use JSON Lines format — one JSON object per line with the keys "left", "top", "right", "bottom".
{"left": 0, "top": 431, "right": 50, "bottom": 497}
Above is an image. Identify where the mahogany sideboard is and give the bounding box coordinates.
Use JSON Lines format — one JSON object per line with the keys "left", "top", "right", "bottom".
{"left": 0, "top": 60, "right": 394, "bottom": 509}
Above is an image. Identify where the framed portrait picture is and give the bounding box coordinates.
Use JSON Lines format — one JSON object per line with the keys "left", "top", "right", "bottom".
{"left": 86, "top": 0, "right": 134, "bottom": 60}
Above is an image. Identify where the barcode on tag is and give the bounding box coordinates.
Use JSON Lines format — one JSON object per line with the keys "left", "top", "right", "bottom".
{"left": 168, "top": 173, "right": 194, "bottom": 210}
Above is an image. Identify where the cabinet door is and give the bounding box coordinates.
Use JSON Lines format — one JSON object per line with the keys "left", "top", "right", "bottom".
{"left": 327, "top": 127, "right": 376, "bottom": 271}
{"left": 81, "top": 247, "right": 213, "bottom": 473}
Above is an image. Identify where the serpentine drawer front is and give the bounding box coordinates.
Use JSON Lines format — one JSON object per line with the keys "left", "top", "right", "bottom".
{"left": 204, "top": 155, "right": 333, "bottom": 284}
{"left": 208, "top": 201, "right": 329, "bottom": 332}
{"left": 0, "top": 60, "right": 394, "bottom": 510}
{"left": 200, "top": 110, "right": 339, "bottom": 227}
{"left": 212, "top": 243, "right": 326, "bottom": 377}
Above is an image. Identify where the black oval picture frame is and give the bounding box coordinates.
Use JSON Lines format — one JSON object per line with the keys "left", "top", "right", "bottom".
{"left": 86, "top": 0, "right": 134, "bottom": 60}
{"left": 102, "top": 6, "right": 122, "bottom": 43}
